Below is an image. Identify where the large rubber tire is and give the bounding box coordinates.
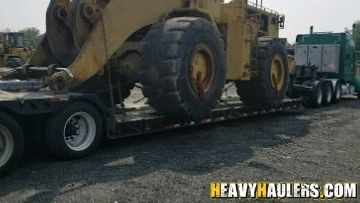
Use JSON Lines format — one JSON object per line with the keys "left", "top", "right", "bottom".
{"left": 322, "top": 82, "right": 333, "bottom": 106}
{"left": 141, "top": 17, "right": 226, "bottom": 119}
{"left": 236, "top": 38, "right": 289, "bottom": 107}
{"left": 332, "top": 81, "right": 341, "bottom": 104}
{"left": 0, "top": 113, "right": 24, "bottom": 178}
{"left": 286, "top": 75, "right": 297, "bottom": 98}
{"left": 305, "top": 81, "right": 323, "bottom": 108}
{"left": 44, "top": 101, "right": 103, "bottom": 160}
{"left": 5, "top": 58, "right": 22, "bottom": 68}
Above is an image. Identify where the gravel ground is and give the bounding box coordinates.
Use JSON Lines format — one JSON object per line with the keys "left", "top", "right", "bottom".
{"left": 0, "top": 96, "right": 359, "bottom": 203}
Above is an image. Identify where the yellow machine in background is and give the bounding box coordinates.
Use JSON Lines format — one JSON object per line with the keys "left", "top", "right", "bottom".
{"left": 0, "top": 32, "right": 32, "bottom": 68}
{"left": 3, "top": 0, "right": 288, "bottom": 118}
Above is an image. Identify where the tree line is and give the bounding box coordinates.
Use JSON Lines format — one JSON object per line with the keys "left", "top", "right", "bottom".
{"left": 18, "top": 27, "right": 43, "bottom": 48}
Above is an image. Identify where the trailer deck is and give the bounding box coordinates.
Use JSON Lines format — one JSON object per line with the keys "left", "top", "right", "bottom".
{"left": 112, "top": 96, "right": 302, "bottom": 138}
{"left": 0, "top": 88, "right": 302, "bottom": 139}
{"left": 0, "top": 85, "right": 303, "bottom": 179}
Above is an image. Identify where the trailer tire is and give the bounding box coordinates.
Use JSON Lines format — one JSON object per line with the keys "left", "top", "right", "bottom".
{"left": 305, "top": 81, "right": 323, "bottom": 108}
{"left": 141, "top": 17, "right": 226, "bottom": 119}
{"left": 236, "top": 38, "right": 289, "bottom": 107}
{"left": 286, "top": 75, "right": 299, "bottom": 98}
{"left": 0, "top": 113, "right": 24, "bottom": 178}
{"left": 322, "top": 82, "right": 332, "bottom": 106}
{"left": 5, "top": 58, "right": 22, "bottom": 68}
{"left": 332, "top": 81, "right": 341, "bottom": 104}
{"left": 45, "top": 101, "right": 103, "bottom": 160}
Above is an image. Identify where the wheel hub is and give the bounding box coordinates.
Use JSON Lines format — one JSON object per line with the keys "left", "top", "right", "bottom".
{"left": 270, "top": 54, "right": 285, "bottom": 91}
{"left": 189, "top": 44, "right": 215, "bottom": 98}
{"left": 0, "top": 125, "right": 14, "bottom": 167}
{"left": 63, "top": 112, "right": 96, "bottom": 152}
{"left": 65, "top": 116, "right": 81, "bottom": 142}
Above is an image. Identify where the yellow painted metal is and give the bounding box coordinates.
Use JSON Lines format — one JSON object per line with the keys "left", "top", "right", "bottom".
{"left": 219, "top": 1, "right": 251, "bottom": 81}
{"left": 46, "top": 0, "right": 75, "bottom": 66}
{"left": 28, "top": 36, "right": 57, "bottom": 67}
{"left": 189, "top": 43, "right": 215, "bottom": 92}
{"left": 217, "top": 0, "right": 280, "bottom": 81}
{"left": 270, "top": 54, "right": 285, "bottom": 91}
{"left": 0, "top": 33, "right": 32, "bottom": 67}
{"left": 193, "top": 0, "right": 221, "bottom": 19}
{"left": 72, "top": 0, "right": 108, "bottom": 51}
{"left": 26, "top": 0, "right": 283, "bottom": 90}
{"left": 50, "top": 0, "right": 183, "bottom": 89}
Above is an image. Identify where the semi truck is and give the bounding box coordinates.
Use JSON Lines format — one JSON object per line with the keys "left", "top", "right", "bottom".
{"left": 288, "top": 27, "right": 360, "bottom": 107}
{"left": 0, "top": 0, "right": 297, "bottom": 177}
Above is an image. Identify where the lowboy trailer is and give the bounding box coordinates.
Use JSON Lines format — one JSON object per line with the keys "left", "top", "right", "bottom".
{"left": 0, "top": 85, "right": 302, "bottom": 178}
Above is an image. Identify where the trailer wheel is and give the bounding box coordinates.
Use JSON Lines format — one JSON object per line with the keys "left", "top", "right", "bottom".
{"left": 236, "top": 38, "right": 289, "bottom": 107}
{"left": 141, "top": 17, "right": 226, "bottom": 118}
{"left": 0, "top": 113, "right": 24, "bottom": 178}
{"left": 45, "top": 101, "right": 103, "bottom": 160}
{"left": 322, "top": 82, "right": 333, "bottom": 106}
{"left": 332, "top": 82, "right": 341, "bottom": 104}
{"left": 5, "top": 58, "right": 22, "bottom": 68}
{"left": 306, "top": 81, "right": 323, "bottom": 108}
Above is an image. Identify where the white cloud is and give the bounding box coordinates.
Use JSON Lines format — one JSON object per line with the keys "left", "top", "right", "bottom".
{"left": 0, "top": 0, "right": 49, "bottom": 32}
{"left": 250, "top": 0, "right": 360, "bottom": 42}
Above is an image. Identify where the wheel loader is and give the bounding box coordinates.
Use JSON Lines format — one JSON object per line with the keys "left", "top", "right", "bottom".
{"left": 0, "top": 32, "right": 32, "bottom": 68}
{"left": 1, "top": 0, "right": 288, "bottom": 118}
{"left": 0, "top": 0, "right": 291, "bottom": 177}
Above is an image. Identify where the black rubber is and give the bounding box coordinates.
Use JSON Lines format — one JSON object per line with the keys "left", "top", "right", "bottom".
{"left": 236, "top": 38, "right": 289, "bottom": 107}
{"left": 5, "top": 58, "right": 22, "bottom": 68}
{"left": 113, "top": 77, "right": 135, "bottom": 103}
{"left": 44, "top": 101, "right": 103, "bottom": 160}
{"left": 141, "top": 17, "right": 226, "bottom": 119}
{"left": 70, "top": 75, "right": 135, "bottom": 107}
{"left": 0, "top": 112, "right": 24, "bottom": 178}
{"left": 286, "top": 75, "right": 297, "bottom": 98}
{"left": 322, "top": 82, "right": 333, "bottom": 106}
{"left": 305, "top": 81, "right": 323, "bottom": 108}
{"left": 98, "top": 78, "right": 135, "bottom": 107}
{"left": 332, "top": 81, "right": 341, "bottom": 104}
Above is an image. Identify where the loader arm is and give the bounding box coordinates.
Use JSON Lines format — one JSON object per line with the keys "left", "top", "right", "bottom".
{"left": 50, "top": 0, "right": 183, "bottom": 91}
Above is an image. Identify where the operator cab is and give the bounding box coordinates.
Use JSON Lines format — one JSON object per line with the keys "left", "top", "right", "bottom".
{"left": 3, "top": 33, "right": 24, "bottom": 48}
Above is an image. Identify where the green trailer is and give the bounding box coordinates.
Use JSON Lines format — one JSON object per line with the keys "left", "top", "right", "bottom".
{"left": 290, "top": 29, "right": 360, "bottom": 107}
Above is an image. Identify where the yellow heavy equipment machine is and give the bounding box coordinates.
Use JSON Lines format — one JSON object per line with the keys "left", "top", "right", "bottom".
{"left": 0, "top": 32, "right": 31, "bottom": 68}
{"left": 3, "top": 0, "right": 287, "bottom": 117}
{"left": 0, "top": 0, "right": 291, "bottom": 177}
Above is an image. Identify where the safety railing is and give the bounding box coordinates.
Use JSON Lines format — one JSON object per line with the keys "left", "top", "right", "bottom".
{"left": 247, "top": 1, "right": 279, "bottom": 15}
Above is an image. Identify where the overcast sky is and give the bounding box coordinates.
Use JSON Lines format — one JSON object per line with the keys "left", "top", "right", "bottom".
{"left": 0, "top": 0, "right": 359, "bottom": 43}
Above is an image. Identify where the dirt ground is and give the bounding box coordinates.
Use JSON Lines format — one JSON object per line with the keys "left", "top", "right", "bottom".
{"left": 0, "top": 95, "right": 359, "bottom": 202}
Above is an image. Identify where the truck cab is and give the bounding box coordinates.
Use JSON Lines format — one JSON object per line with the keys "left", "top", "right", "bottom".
{"left": 291, "top": 30, "right": 360, "bottom": 106}
{"left": 355, "top": 51, "right": 360, "bottom": 94}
